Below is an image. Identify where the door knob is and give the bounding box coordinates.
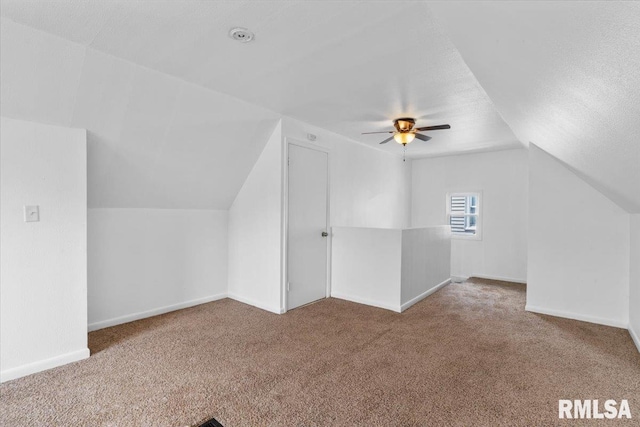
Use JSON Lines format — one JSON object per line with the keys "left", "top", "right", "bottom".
{"left": 321, "top": 231, "right": 328, "bottom": 237}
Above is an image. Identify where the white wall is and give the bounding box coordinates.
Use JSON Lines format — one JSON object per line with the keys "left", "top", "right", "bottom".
{"left": 401, "top": 226, "right": 451, "bottom": 310}
{"left": 1, "top": 117, "right": 88, "bottom": 382}
{"left": 411, "top": 148, "right": 528, "bottom": 282}
{"left": 282, "top": 117, "right": 411, "bottom": 229}
{"left": 227, "top": 122, "right": 284, "bottom": 314}
{"left": 331, "top": 227, "right": 403, "bottom": 312}
{"left": 527, "top": 144, "right": 630, "bottom": 328}
{"left": 225, "top": 116, "right": 412, "bottom": 314}
{"left": 87, "top": 208, "right": 228, "bottom": 330}
{"left": 629, "top": 215, "right": 640, "bottom": 351}
{"left": 331, "top": 226, "right": 451, "bottom": 313}
{"left": 0, "top": 18, "right": 266, "bottom": 329}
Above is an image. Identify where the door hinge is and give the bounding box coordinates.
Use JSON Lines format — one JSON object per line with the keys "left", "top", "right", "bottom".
{"left": 287, "top": 157, "right": 290, "bottom": 166}
{"left": 287, "top": 282, "right": 290, "bottom": 292}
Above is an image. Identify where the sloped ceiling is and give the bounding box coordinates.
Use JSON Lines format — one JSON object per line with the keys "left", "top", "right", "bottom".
{"left": 1, "top": 1, "right": 638, "bottom": 212}
{"left": 0, "top": 17, "right": 280, "bottom": 209}
{"left": 430, "top": 1, "right": 640, "bottom": 213}
{"left": 0, "top": 0, "right": 521, "bottom": 160}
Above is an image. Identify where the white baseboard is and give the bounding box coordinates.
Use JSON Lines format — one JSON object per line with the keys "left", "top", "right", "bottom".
{"left": 227, "top": 292, "right": 284, "bottom": 314}
{"left": 1, "top": 348, "right": 90, "bottom": 383}
{"left": 470, "top": 274, "right": 527, "bottom": 284}
{"left": 330, "top": 292, "right": 401, "bottom": 313}
{"left": 629, "top": 325, "right": 640, "bottom": 354}
{"left": 525, "top": 304, "right": 628, "bottom": 329}
{"left": 88, "top": 293, "right": 227, "bottom": 331}
{"left": 400, "top": 278, "right": 451, "bottom": 312}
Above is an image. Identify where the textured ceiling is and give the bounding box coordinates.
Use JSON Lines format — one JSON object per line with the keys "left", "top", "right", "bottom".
{"left": 431, "top": 1, "right": 640, "bottom": 212}
{"left": 0, "top": 17, "right": 279, "bottom": 209}
{"left": 0, "top": 0, "right": 521, "bottom": 158}
{"left": 1, "top": 1, "right": 638, "bottom": 212}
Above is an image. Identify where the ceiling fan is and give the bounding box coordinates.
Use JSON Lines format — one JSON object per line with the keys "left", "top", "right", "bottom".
{"left": 362, "top": 118, "right": 451, "bottom": 146}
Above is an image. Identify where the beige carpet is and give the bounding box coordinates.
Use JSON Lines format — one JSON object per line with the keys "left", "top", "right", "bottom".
{"left": 1, "top": 278, "right": 638, "bottom": 426}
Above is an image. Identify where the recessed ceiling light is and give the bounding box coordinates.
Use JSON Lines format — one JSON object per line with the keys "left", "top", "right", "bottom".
{"left": 229, "top": 27, "right": 254, "bottom": 43}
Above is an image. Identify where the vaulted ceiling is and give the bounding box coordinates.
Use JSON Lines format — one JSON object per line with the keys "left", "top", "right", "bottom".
{"left": 430, "top": 1, "right": 640, "bottom": 212}
{"left": 0, "top": 15, "right": 280, "bottom": 209}
{"left": 1, "top": 1, "right": 638, "bottom": 212}
{"left": 0, "top": 0, "right": 520, "bottom": 158}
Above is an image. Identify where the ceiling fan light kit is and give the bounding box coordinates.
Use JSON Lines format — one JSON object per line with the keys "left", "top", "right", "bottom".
{"left": 362, "top": 118, "right": 451, "bottom": 148}
{"left": 393, "top": 132, "right": 416, "bottom": 145}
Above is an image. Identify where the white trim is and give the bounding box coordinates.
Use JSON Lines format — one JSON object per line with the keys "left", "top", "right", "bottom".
{"left": 446, "top": 191, "right": 483, "bottom": 241}
{"left": 280, "top": 134, "right": 287, "bottom": 313}
{"left": 227, "top": 292, "right": 284, "bottom": 314}
{"left": 88, "top": 293, "right": 227, "bottom": 331}
{"left": 330, "top": 292, "right": 401, "bottom": 313}
{"left": 1, "top": 348, "right": 90, "bottom": 383}
{"left": 400, "top": 279, "right": 451, "bottom": 312}
{"left": 629, "top": 325, "right": 640, "bottom": 354}
{"left": 282, "top": 137, "right": 331, "bottom": 313}
{"left": 525, "top": 305, "right": 628, "bottom": 329}
{"left": 286, "top": 137, "right": 330, "bottom": 154}
{"left": 471, "top": 274, "right": 527, "bottom": 284}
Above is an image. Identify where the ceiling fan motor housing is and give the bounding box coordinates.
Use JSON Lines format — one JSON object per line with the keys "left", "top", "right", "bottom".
{"left": 394, "top": 118, "right": 416, "bottom": 132}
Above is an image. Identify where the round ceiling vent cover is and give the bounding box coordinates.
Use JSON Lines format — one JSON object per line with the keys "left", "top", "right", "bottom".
{"left": 229, "top": 27, "right": 254, "bottom": 43}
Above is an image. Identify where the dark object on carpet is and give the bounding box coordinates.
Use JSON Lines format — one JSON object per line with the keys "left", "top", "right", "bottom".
{"left": 199, "top": 417, "right": 224, "bottom": 427}
{"left": 1, "top": 278, "right": 638, "bottom": 426}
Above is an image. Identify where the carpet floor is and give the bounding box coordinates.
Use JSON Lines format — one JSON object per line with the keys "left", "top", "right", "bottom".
{"left": 1, "top": 278, "right": 639, "bottom": 426}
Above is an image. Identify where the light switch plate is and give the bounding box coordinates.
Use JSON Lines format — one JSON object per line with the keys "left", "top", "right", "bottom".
{"left": 24, "top": 205, "right": 39, "bottom": 222}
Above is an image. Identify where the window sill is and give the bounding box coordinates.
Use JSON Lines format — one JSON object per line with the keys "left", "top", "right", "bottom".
{"left": 451, "top": 233, "right": 482, "bottom": 241}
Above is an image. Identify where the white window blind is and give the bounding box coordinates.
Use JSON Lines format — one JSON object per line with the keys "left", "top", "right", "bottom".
{"left": 448, "top": 193, "right": 480, "bottom": 237}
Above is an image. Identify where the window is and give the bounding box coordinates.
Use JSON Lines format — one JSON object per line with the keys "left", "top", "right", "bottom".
{"left": 447, "top": 192, "right": 481, "bottom": 239}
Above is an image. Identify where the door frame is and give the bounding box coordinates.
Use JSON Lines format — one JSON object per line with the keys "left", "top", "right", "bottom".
{"left": 281, "top": 137, "right": 331, "bottom": 313}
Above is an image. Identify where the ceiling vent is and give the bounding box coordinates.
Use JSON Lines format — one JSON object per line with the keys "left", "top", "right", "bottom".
{"left": 229, "top": 27, "right": 254, "bottom": 43}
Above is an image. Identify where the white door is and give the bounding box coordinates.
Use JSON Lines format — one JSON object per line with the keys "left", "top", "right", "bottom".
{"left": 287, "top": 143, "right": 329, "bottom": 310}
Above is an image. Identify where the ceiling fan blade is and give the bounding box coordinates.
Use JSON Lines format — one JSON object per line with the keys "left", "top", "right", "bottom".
{"left": 414, "top": 124, "right": 451, "bottom": 131}
{"left": 414, "top": 133, "right": 432, "bottom": 142}
{"left": 379, "top": 136, "right": 394, "bottom": 144}
{"left": 362, "top": 130, "right": 394, "bottom": 134}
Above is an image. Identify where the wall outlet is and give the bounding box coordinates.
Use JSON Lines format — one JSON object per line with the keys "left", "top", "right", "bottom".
{"left": 24, "top": 205, "right": 39, "bottom": 222}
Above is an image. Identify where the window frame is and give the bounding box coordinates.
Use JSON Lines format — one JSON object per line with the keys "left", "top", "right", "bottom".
{"left": 446, "top": 191, "right": 483, "bottom": 240}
